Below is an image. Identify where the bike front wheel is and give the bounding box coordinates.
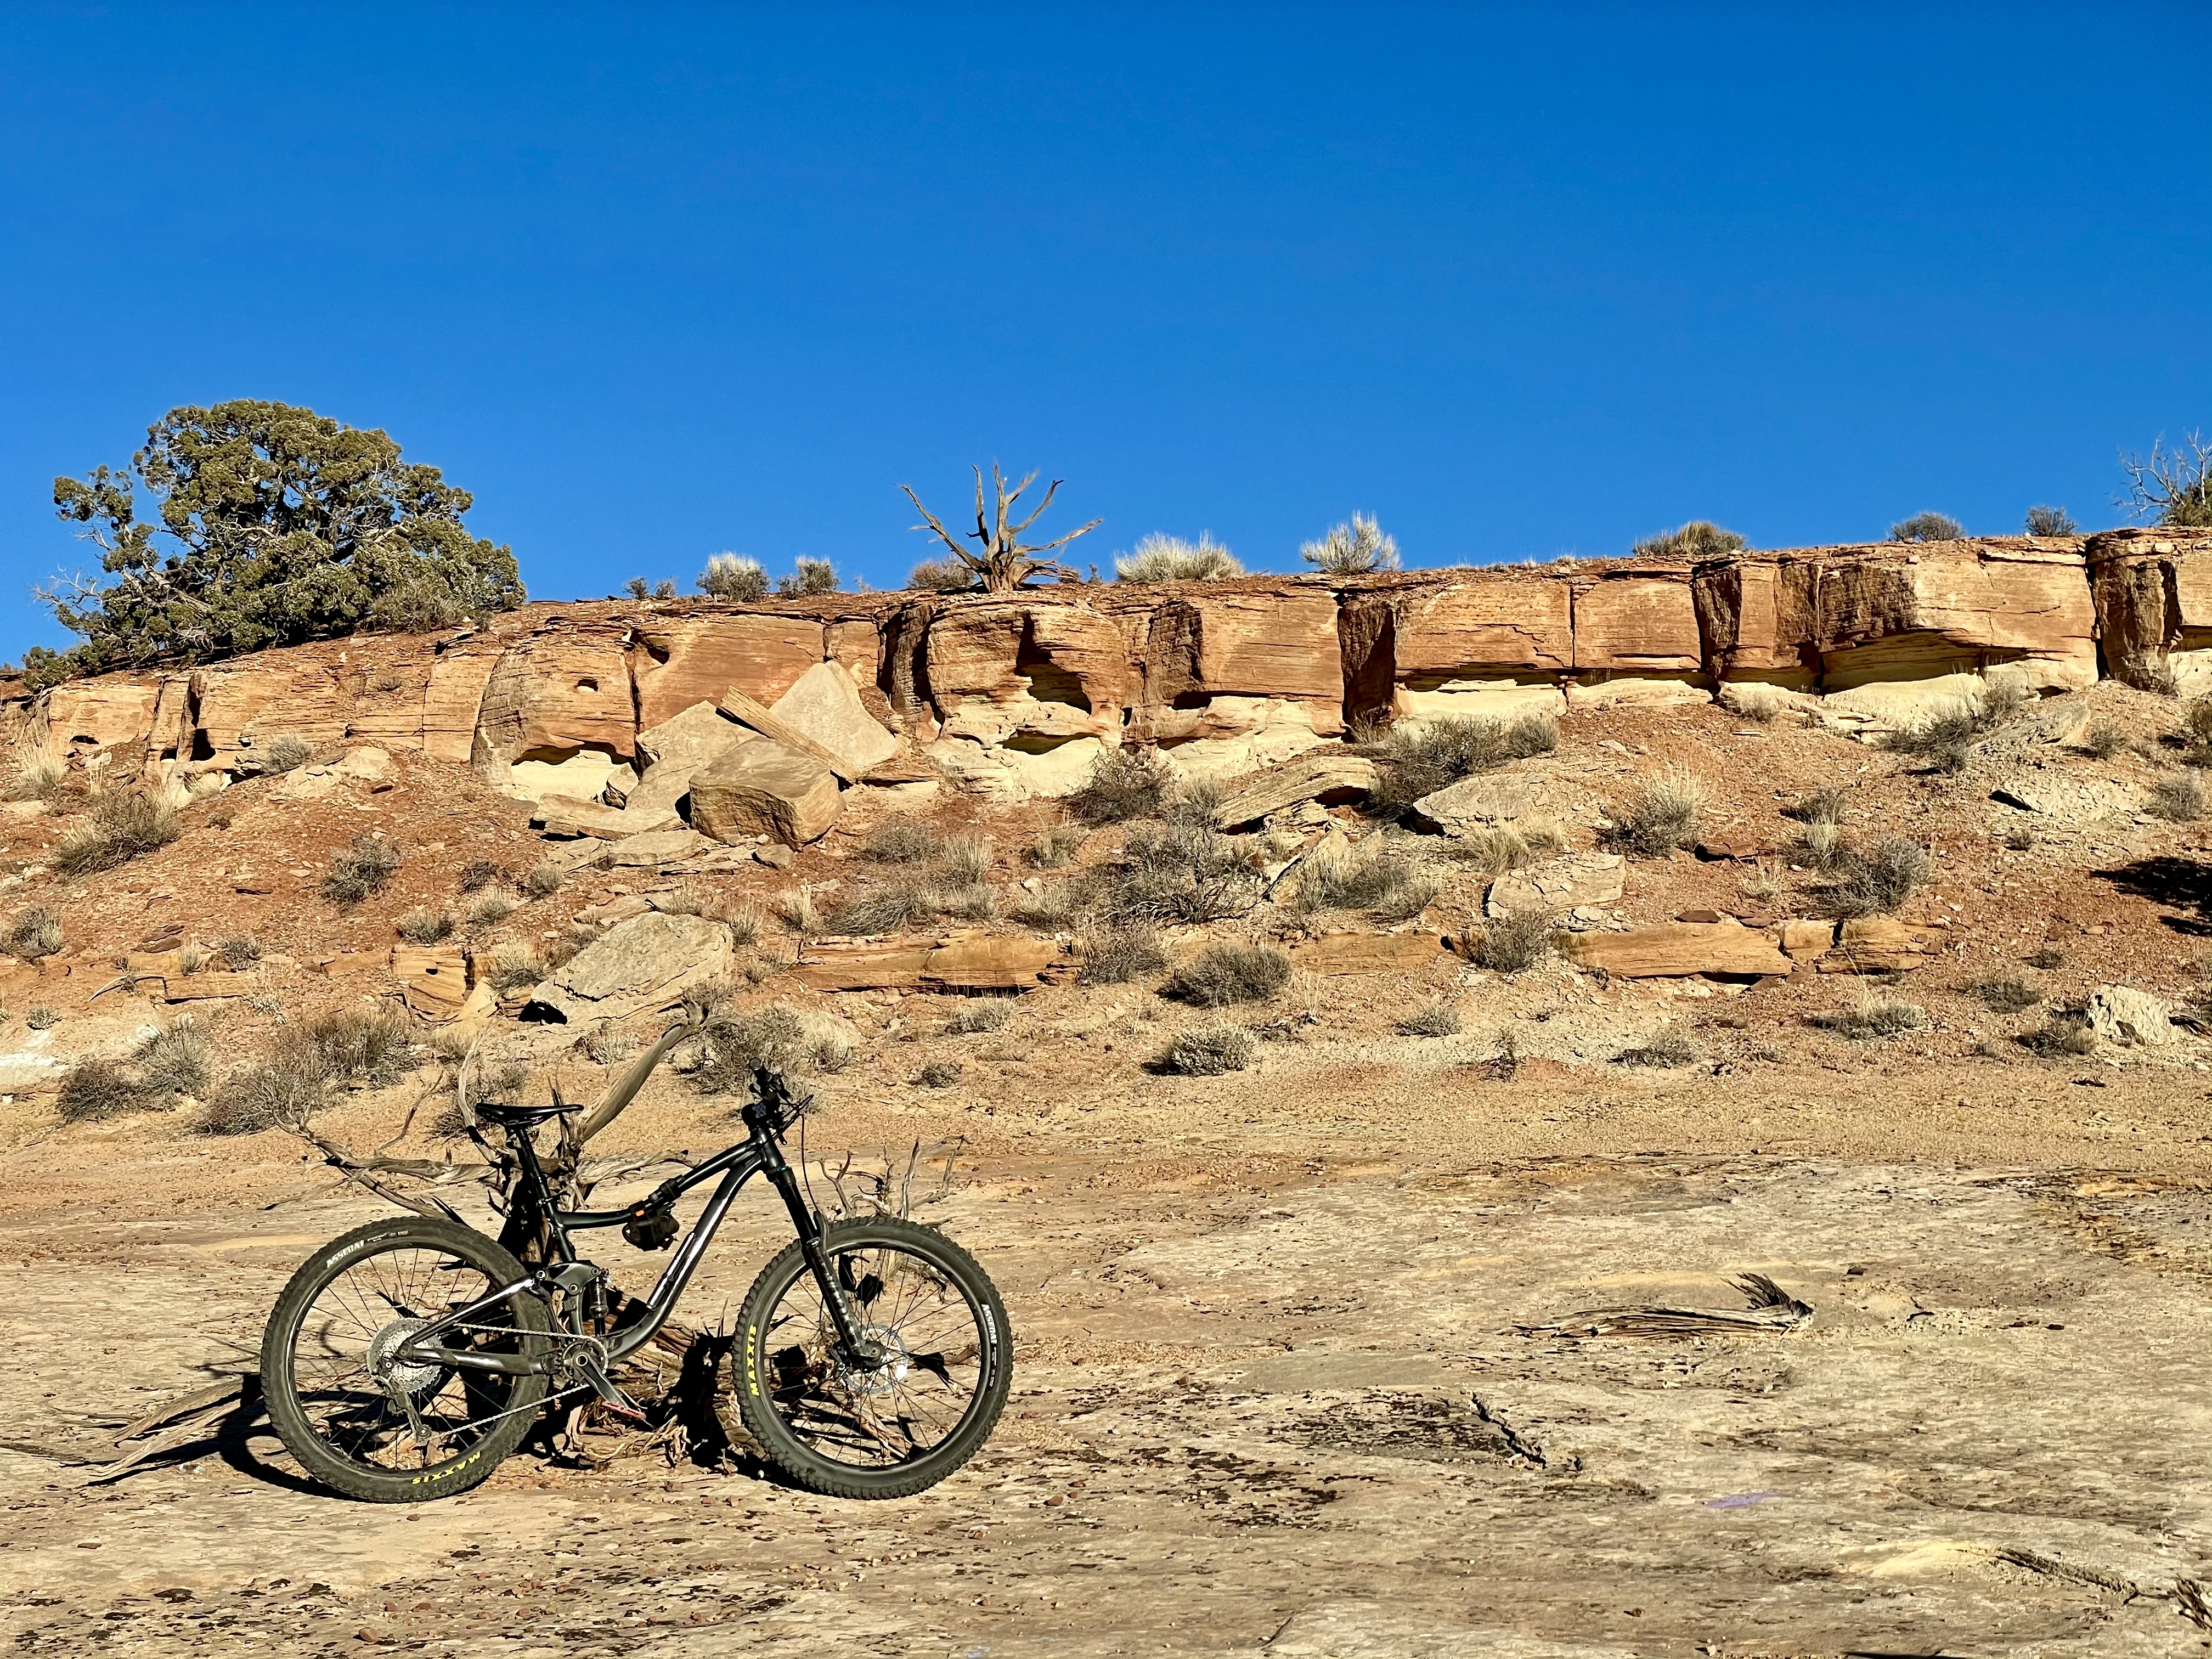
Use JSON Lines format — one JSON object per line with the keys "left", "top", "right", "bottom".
{"left": 261, "top": 1217, "right": 552, "bottom": 1503}
{"left": 732, "top": 1216, "right": 1012, "bottom": 1499}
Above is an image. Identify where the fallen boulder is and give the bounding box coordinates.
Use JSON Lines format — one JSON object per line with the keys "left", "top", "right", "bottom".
{"left": 688, "top": 740, "right": 842, "bottom": 847}
{"left": 531, "top": 795, "right": 680, "bottom": 840}
{"left": 1486, "top": 853, "right": 1624, "bottom": 917}
{"left": 1776, "top": 918, "right": 1837, "bottom": 960}
{"left": 1212, "top": 753, "right": 1381, "bottom": 829}
{"left": 390, "top": 945, "right": 475, "bottom": 1020}
{"left": 1559, "top": 921, "right": 1791, "bottom": 979}
{"left": 1818, "top": 916, "right": 1940, "bottom": 974}
{"left": 770, "top": 662, "right": 901, "bottom": 780}
{"left": 604, "top": 827, "right": 715, "bottom": 868}
{"left": 1413, "top": 775, "right": 1531, "bottom": 836}
{"left": 718, "top": 686, "right": 864, "bottom": 784}
{"left": 2085, "top": 985, "right": 2176, "bottom": 1047}
{"left": 523, "top": 912, "right": 734, "bottom": 1024}
{"left": 631, "top": 701, "right": 754, "bottom": 817}
{"left": 788, "top": 935, "right": 1076, "bottom": 992}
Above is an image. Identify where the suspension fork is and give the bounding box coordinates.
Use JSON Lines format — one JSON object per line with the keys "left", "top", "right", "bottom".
{"left": 749, "top": 1109, "right": 873, "bottom": 1358}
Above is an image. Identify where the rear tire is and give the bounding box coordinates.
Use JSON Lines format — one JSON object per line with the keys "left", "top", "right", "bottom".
{"left": 261, "top": 1217, "right": 551, "bottom": 1503}
{"left": 733, "top": 1217, "right": 1011, "bottom": 1499}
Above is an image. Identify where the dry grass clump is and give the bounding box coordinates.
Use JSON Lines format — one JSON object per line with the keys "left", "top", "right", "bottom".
{"left": 54, "top": 789, "right": 182, "bottom": 876}
{"left": 914, "top": 1059, "right": 964, "bottom": 1088}
{"left": 1473, "top": 910, "right": 1555, "bottom": 974}
{"left": 1810, "top": 836, "right": 1930, "bottom": 919}
{"left": 1295, "top": 839, "right": 1440, "bottom": 922}
{"left": 201, "top": 1009, "right": 416, "bottom": 1135}
{"left": 1963, "top": 977, "right": 2042, "bottom": 1013}
{"left": 1369, "top": 713, "right": 1558, "bottom": 816}
{"left": 802, "top": 1015, "right": 857, "bottom": 1073}
{"left": 457, "top": 858, "right": 507, "bottom": 893}
{"left": 1014, "top": 884, "right": 1077, "bottom": 927}
{"left": 5, "top": 745, "right": 64, "bottom": 803}
{"left": 1149, "top": 1025, "right": 1256, "bottom": 1075}
{"left": 261, "top": 735, "right": 311, "bottom": 775}
{"left": 524, "top": 860, "right": 563, "bottom": 900}
{"left": 466, "top": 893, "right": 517, "bottom": 932}
{"left": 2179, "top": 697, "right": 2212, "bottom": 761}
{"left": 1447, "top": 821, "right": 1566, "bottom": 876}
{"left": 1599, "top": 767, "right": 1706, "bottom": 857}
{"left": 2083, "top": 721, "right": 2132, "bottom": 760}
{"left": 1069, "top": 747, "right": 1175, "bottom": 826}
{"left": 823, "top": 881, "right": 936, "bottom": 937}
{"left": 1805, "top": 1001, "right": 1924, "bottom": 1039}
{"left": 1026, "top": 825, "right": 1084, "bottom": 869}
{"left": 396, "top": 906, "right": 454, "bottom": 945}
{"left": 26, "top": 1005, "right": 58, "bottom": 1030}
{"left": 1397, "top": 1001, "right": 1462, "bottom": 1037}
{"left": 1078, "top": 919, "right": 1168, "bottom": 985}
{"left": 1633, "top": 520, "right": 1746, "bottom": 560}
{"left": 1160, "top": 777, "right": 1225, "bottom": 830}
{"left": 2149, "top": 771, "right": 2207, "bottom": 822}
{"left": 775, "top": 888, "right": 822, "bottom": 939}
{"left": 1115, "top": 533, "right": 1243, "bottom": 583}
{"left": 321, "top": 836, "right": 401, "bottom": 906}
{"left": 1300, "top": 512, "right": 1398, "bottom": 575}
{"left": 863, "top": 818, "right": 943, "bottom": 864}
{"left": 2025, "top": 945, "right": 2066, "bottom": 970}
{"left": 909, "top": 558, "right": 974, "bottom": 594}
{"left": 946, "top": 999, "right": 1013, "bottom": 1034}
{"left": 212, "top": 934, "right": 262, "bottom": 971}
{"left": 1881, "top": 682, "right": 2031, "bottom": 774}
{"left": 1163, "top": 941, "right": 1293, "bottom": 1007}
{"left": 5, "top": 906, "right": 63, "bottom": 961}
{"left": 484, "top": 941, "right": 543, "bottom": 995}
{"left": 2018, "top": 1013, "right": 2097, "bottom": 1058}
{"left": 1614, "top": 1026, "right": 1697, "bottom": 1068}
{"left": 1727, "top": 683, "right": 1789, "bottom": 724}
{"left": 938, "top": 833, "right": 991, "bottom": 885}
{"left": 934, "top": 883, "right": 996, "bottom": 921}
{"left": 57, "top": 1022, "right": 211, "bottom": 1122}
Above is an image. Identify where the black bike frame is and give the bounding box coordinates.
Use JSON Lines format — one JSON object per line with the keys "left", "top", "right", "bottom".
{"left": 400, "top": 1091, "right": 868, "bottom": 1379}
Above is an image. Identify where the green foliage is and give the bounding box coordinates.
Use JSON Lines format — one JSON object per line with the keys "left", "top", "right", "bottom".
{"left": 37, "top": 400, "right": 522, "bottom": 686}
{"left": 1889, "top": 511, "right": 1966, "bottom": 543}
{"left": 1632, "top": 521, "right": 1747, "bottom": 560}
{"left": 776, "top": 558, "right": 839, "bottom": 595}
{"left": 699, "top": 554, "right": 769, "bottom": 600}
{"left": 1115, "top": 533, "right": 1243, "bottom": 582}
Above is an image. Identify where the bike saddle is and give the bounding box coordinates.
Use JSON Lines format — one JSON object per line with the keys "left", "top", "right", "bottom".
{"left": 473, "top": 1101, "right": 577, "bottom": 1125}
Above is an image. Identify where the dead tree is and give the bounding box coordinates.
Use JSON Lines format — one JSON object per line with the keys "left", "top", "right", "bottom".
{"left": 899, "top": 463, "right": 1102, "bottom": 592}
{"left": 2118, "top": 430, "right": 2212, "bottom": 528}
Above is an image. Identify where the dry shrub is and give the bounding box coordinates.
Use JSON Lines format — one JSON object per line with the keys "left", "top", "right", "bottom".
{"left": 1078, "top": 919, "right": 1167, "bottom": 985}
{"left": 1069, "top": 747, "right": 1173, "bottom": 826}
{"left": 775, "top": 887, "right": 822, "bottom": 938}
{"left": 909, "top": 558, "right": 974, "bottom": 594}
{"left": 1369, "top": 713, "right": 1558, "bottom": 816}
{"left": 457, "top": 858, "right": 507, "bottom": 893}
{"left": 690, "top": 1005, "right": 805, "bottom": 1095}
{"left": 1014, "top": 884, "right": 1077, "bottom": 928}
{"left": 465, "top": 893, "right": 517, "bottom": 932}
{"left": 1805, "top": 1001, "right": 1923, "bottom": 1039}
{"left": 803, "top": 1015, "right": 859, "bottom": 1074}
{"left": 262, "top": 735, "right": 311, "bottom": 774}
{"left": 5, "top": 906, "right": 63, "bottom": 960}
{"left": 1163, "top": 941, "right": 1293, "bottom": 1007}
{"left": 2083, "top": 721, "right": 2131, "bottom": 760}
{"left": 6, "top": 746, "right": 64, "bottom": 802}
{"left": 58, "top": 1022, "right": 211, "bottom": 1121}
{"left": 1397, "top": 1001, "right": 1462, "bottom": 1037}
{"left": 57, "top": 1057, "right": 149, "bottom": 1122}
{"left": 1615, "top": 1027, "right": 1696, "bottom": 1068}
{"left": 2181, "top": 697, "right": 2212, "bottom": 757}
{"left": 26, "top": 1006, "right": 57, "bottom": 1030}
{"left": 524, "top": 860, "right": 563, "bottom": 899}
{"left": 2149, "top": 772, "right": 2207, "bottom": 822}
{"left": 397, "top": 906, "right": 454, "bottom": 945}
{"left": 2025, "top": 945, "right": 2066, "bottom": 970}
{"left": 1882, "top": 684, "right": 2030, "bottom": 775}
{"left": 1115, "top": 533, "right": 1243, "bottom": 582}
{"left": 1728, "top": 683, "right": 1787, "bottom": 724}
{"left": 1964, "top": 977, "right": 2041, "bottom": 1013}
{"left": 485, "top": 941, "right": 543, "bottom": 995}
{"left": 1160, "top": 777, "right": 1224, "bottom": 830}
{"left": 321, "top": 836, "right": 401, "bottom": 905}
{"left": 1116, "top": 822, "right": 1261, "bottom": 923}
{"left": 938, "top": 833, "right": 991, "bottom": 885}
{"left": 914, "top": 1059, "right": 964, "bottom": 1088}
{"left": 1785, "top": 787, "right": 1848, "bottom": 826}
{"left": 934, "top": 883, "right": 996, "bottom": 921}
{"left": 212, "top": 934, "right": 262, "bottom": 970}
{"left": 1295, "top": 839, "right": 1437, "bottom": 921}
{"left": 1475, "top": 910, "right": 1555, "bottom": 974}
{"left": 1026, "top": 825, "right": 1084, "bottom": 869}
{"left": 54, "top": 789, "right": 181, "bottom": 876}
{"left": 1812, "top": 837, "right": 1929, "bottom": 919}
{"left": 946, "top": 999, "right": 1012, "bottom": 1034}
{"left": 1599, "top": 767, "right": 1706, "bottom": 857}
{"left": 824, "top": 881, "right": 936, "bottom": 936}
{"left": 201, "top": 1009, "right": 415, "bottom": 1135}
{"left": 2018, "top": 1013, "right": 2097, "bottom": 1057}
{"left": 1149, "top": 1025, "right": 1255, "bottom": 1075}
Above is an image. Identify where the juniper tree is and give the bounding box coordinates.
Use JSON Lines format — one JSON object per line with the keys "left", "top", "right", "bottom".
{"left": 34, "top": 400, "right": 522, "bottom": 688}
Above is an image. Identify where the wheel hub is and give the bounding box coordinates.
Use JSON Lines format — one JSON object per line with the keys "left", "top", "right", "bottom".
{"left": 368, "top": 1317, "right": 444, "bottom": 1395}
{"left": 838, "top": 1325, "right": 912, "bottom": 1396}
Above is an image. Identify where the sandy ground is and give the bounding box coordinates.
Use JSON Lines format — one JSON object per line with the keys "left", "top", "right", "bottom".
{"left": 6, "top": 1053, "right": 2212, "bottom": 1658}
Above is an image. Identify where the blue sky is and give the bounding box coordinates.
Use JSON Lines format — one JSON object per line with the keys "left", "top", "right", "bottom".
{"left": 3, "top": 4, "right": 2208, "bottom": 662}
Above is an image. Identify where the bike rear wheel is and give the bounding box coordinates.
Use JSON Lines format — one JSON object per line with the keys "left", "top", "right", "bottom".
{"left": 733, "top": 1216, "right": 1012, "bottom": 1499}
{"left": 261, "top": 1217, "right": 551, "bottom": 1503}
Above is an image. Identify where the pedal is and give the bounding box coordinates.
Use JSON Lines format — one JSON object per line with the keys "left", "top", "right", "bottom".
{"left": 573, "top": 1353, "right": 648, "bottom": 1423}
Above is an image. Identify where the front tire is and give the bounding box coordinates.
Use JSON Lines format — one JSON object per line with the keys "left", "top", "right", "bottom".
{"left": 261, "top": 1217, "right": 551, "bottom": 1503}
{"left": 733, "top": 1217, "right": 1012, "bottom": 1499}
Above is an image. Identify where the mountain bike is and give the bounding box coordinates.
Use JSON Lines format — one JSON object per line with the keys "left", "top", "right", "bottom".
{"left": 259, "top": 1059, "right": 1011, "bottom": 1503}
